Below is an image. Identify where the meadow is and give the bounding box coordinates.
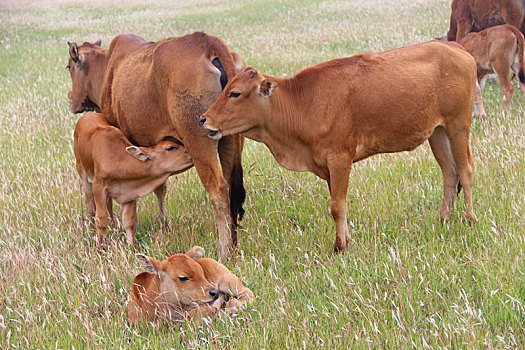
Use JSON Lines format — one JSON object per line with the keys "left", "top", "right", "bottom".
{"left": 1, "top": 0, "right": 524, "bottom": 348}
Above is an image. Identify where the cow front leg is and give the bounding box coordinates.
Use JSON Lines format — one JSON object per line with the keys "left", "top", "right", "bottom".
{"left": 327, "top": 161, "right": 352, "bottom": 253}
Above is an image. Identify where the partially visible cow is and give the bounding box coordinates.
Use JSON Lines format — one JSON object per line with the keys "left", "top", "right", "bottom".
{"left": 128, "top": 246, "right": 254, "bottom": 325}
{"left": 74, "top": 112, "right": 193, "bottom": 248}
{"left": 199, "top": 41, "right": 477, "bottom": 253}
{"left": 446, "top": 0, "right": 525, "bottom": 41}
{"left": 67, "top": 33, "right": 247, "bottom": 261}
{"left": 458, "top": 24, "right": 525, "bottom": 120}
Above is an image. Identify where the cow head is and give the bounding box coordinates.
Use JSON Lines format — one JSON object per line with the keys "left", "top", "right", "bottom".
{"left": 199, "top": 67, "right": 277, "bottom": 140}
{"left": 126, "top": 140, "right": 193, "bottom": 174}
{"left": 66, "top": 39, "right": 103, "bottom": 113}
{"left": 136, "top": 253, "right": 219, "bottom": 310}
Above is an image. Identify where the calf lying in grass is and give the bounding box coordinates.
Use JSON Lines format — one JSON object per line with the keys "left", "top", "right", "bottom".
{"left": 128, "top": 246, "right": 255, "bottom": 325}
{"left": 458, "top": 24, "right": 525, "bottom": 120}
{"left": 73, "top": 112, "right": 193, "bottom": 248}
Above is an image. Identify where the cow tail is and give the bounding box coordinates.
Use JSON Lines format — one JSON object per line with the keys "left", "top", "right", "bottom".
{"left": 208, "top": 35, "right": 246, "bottom": 226}
{"left": 514, "top": 27, "right": 525, "bottom": 84}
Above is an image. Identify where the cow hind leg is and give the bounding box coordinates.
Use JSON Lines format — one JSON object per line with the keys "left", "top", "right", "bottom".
{"left": 327, "top": 159, "right": 352, "bottom": 253}
{"left": 428, "top": 126, "right": 459, "bottom": 222}
{"left": 446, "top": 127, "right": 475, "bottom": 223}
{"left": 122, "top": 200, "right": 138, "bottom": 248}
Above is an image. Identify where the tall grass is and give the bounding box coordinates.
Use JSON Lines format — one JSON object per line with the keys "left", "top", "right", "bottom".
{"left": 1, "top": 0, "right": 524, "bottom": 347}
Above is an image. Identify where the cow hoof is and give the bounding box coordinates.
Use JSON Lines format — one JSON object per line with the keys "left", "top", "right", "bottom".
{"left": 464, "top": 213, "right": 477, "bottom": 226}
{"left": 333, "top": 244, "right": 348, "bottom": 254}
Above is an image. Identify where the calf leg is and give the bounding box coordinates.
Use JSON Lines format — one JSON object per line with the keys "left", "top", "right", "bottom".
{"left": 493, "top": 59, "right": 514, "bottom": 111}
{"left": 122, "top": 200, "right": 138, "bottom": 248}
{"left": 455, "top": 18, "right": 473, "bottom": 41}
{"left": 153, "top": 182, "right": 167, "bottom": 223}
{"left": 428, "top": 126, "right": 459, "bottom": 222}
{"left": 447, "top": 128, "right": 475, "bottom": 223}
{"left": 80, "top": 173, "right": 96, "bottom": 219}
{"left": 92, "top": 179, "right": 112, "bottom": 249}
{"left": 327, "top": 160, "right": 352, "bottom": 253}
{"left": 473, "top": 80, "right": 487, "bottom": 121}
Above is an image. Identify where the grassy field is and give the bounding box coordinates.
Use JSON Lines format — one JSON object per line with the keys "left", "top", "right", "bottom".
{"left": 1, "top": 0, "right": 525, "bottom": 348}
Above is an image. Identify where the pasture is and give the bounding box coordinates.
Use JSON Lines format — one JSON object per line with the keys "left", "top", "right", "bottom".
{"left": 1, "top": 0, "right": 524, "bottom": 347}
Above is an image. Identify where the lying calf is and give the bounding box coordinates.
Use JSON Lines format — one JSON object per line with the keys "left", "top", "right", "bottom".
{"left": 458, "top": 24, "right": 525, "bottom": 120}
{"left": 128, "top": 246, "right": 254, "bottom": 325}
{"left": 73, "top": 112, "right": 193, "bottom": 248}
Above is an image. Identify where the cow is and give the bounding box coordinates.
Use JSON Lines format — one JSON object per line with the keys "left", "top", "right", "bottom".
{"left": 74, "top": 112, "right": 193, "bottom": 249}
{"left": 458, "top": 24, "right": 525, "bottom": 120}
{"left": 128, "top": 246, "right": 255, "bottom": 325}
{"left": 199, "top": 41, "right": 477, "bottom": 253}
{"left": 67, "top": 33, "right": 247, "bottom": 261}
{"left": 445, "top": 0, "right": 525, "bottom": 41}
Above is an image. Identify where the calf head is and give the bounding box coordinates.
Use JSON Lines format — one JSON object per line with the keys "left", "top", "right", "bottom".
{"left": 199, "top": 67, "right": 277, "bottom": 140}
{"left": 136, "top": 253, "right": 219, "bottom": 311}
{"left": 126, "top": 140, "right": 193, "bottom": 175}
{"left": 66, "top": 39, "right": 103, "bottom": 113}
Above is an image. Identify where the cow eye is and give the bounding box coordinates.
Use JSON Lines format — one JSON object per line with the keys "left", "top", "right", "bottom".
{"left": 229, "top": 91, "right": 241, "bottom": 98}
{"left": 179, "top": 276, "right": 189, "bottom": 281}
{"left": 166, "top": 146, "right": 177, "bottom": 151}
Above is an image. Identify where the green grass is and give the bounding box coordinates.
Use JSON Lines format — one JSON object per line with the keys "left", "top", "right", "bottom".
{"left": 1, "top": 0, "right": 525, "bottom": 347}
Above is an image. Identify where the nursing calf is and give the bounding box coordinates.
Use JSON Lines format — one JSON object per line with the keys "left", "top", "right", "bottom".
{"left": 128, "top": 246, "right": 254, "bottom": 324}
{"left": 74, "top": 112, "right": 193, "bottom": 248}
{"left": 200, "top": 41, "right": 477, "bottom": 253}
{"left": 458, "top": 25, "right": 525, "bottom": 120}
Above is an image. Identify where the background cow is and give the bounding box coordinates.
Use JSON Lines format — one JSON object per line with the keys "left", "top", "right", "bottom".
{"left": 200, "top": 41, "right": 477, "bottom": 253}
{"left": 446, "top": 0, "right": 525, "bottom": 41}
{"left": 74, "top": 112, "right": 193, "bottom": 248}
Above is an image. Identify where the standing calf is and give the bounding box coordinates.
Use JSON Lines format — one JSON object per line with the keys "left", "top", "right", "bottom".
{"left": 200, "top": 41, "right": 477, "bottom": 253}
{"left": 74, "top": 112, "right": 193, "bottom": 248}
{"left": 458, "top": 25, "right": 525, "bottom": 120}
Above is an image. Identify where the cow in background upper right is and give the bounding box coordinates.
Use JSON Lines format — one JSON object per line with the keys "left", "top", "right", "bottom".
{"left": 445, "top": 0, "right": 525, "bottom": 42}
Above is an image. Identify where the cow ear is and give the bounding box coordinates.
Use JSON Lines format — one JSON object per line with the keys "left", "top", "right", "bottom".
{"left": 95, "top": 38, "right": 102, "bottom": 46}
{"left": 136, "top": 254, "right": 163, "bottom": 275}
{"left": 69, "top": 42, "right": 80, "bottom": 64}
{"left": 185, "top": 246, "right": 205, "bottom": 260}
{"left": 259, "top": 79, "right": 277, "bottom": 97}
{"left": 126, "top": 146, "right": 149, "bottom": 161}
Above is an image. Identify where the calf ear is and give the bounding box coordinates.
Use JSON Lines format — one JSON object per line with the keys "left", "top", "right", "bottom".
{"left": 136, "top": 254, "right": 163, "bottom": 274}
{"left": 69, "top": 42, "right": 80, "bottom": 64}
{"left": 259, "top": 79, "right": 277, "bottom": 97}
{"left": 185, "top": 246, "right": 205, "bottom": 260}
{"left": 95, "top": 38, "right": 102, "bottom": 46}
{"left": 126, "top": 146, "right": 149, "bottom": 161}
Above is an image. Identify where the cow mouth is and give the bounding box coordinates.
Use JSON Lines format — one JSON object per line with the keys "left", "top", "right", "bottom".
{"left": 207, "top": 129, "right": 222, "bottom": 140}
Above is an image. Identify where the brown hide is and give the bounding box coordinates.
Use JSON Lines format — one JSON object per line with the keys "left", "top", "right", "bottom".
{"left": 200, "top": 41, "right": 477, "bottom": 253}
{"left": 459, "top": 24, "right": 525, "bottom": 119}
{"left": 99, "top": 32, "right": 246, "bottom": 261}
{"left": 74, "top": 112, "right": 193, "bottom": 248}
{"left": 447, "top": 0, "right": 525, "bottom": 41}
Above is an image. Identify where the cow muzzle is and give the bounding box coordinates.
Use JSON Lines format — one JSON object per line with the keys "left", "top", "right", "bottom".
{"left": 199, "top": 115, "right": 222, "bottom": 140}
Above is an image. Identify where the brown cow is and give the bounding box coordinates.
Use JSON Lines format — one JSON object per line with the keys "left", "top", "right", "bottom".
{"left": 446, "top": 0, "right": 525, "bottom": 41}
{"left": 199, "top": 41, "right": 477, "bottom": 253}
{"left": 128, "top": 246, "right": 254, "bottom": 325}
{"left": 74, "top": 112, "right": 193, "bottom": 248}
{"left": 67, "top": 33, "right": 247, "bottom": 261}
{"left": 458, "top": 24, "right": 525, "bottom": 120}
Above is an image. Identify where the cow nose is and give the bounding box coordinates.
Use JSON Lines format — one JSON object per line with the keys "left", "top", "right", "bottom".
{"left": 199, "top": 116, "right": 206, "bottom": 126}
{"left": 209, "top": 289, "right": 219, "bottom": 299}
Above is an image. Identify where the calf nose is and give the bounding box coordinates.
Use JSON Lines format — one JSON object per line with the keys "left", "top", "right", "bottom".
{"left": 209, "top": 289, "right": 219, "bottom": 299}
{"left": 199, "top": 116, "right": 206, "bottom": 126}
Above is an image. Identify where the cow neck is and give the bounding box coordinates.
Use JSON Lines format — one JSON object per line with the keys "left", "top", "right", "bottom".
{"left": 89, "top": 50, "right": 109, "bottom": 107}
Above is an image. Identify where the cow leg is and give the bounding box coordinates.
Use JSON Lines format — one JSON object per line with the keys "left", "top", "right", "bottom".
{"left": 428, "top": 126, "right": 459, "bottom": 222}
{"left": 327, "top": 160, "right": 352, "bottom": 253}
{"left": 122, "top": 200, "right": 138, "bottom": 248}
{"left": 153, "top": 182, "right": 167, "bottom": 224}
{"left": 455, "top": 19, "right": 473, "bottom": 41}
{"left": 446, "top": 128, "right": 475, "bottom": 223}
{"left": 92, "top": 179, "right": 112, "bottom": 249}
{"left": 473, "top": 79, "right": 487, "bottom": 121}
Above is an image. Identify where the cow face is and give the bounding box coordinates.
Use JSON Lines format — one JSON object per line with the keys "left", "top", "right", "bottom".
{"left": 126, "top": 140, "right": 193, "bottom": 174}
{"left": 66, "top": 40, "right": 102, "bottom": 113}
{"left": 199, "top": 67, "right": 277, "bottom": 139}
{"left": 136, "top": 253, "right": 219, "bottom": 310}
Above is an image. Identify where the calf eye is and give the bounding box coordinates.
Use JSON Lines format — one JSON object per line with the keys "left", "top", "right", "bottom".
{"left": 179, "top": 276, "right": 189, "bottom": 281}
{"left": 66, "top": 65, "right": 71, "bottom": 70}
{"left": 166, "top": 146, "right": 177, "bottom": 151}
{"left": 229, "top": 91, "right": 241, "bottom": 98}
